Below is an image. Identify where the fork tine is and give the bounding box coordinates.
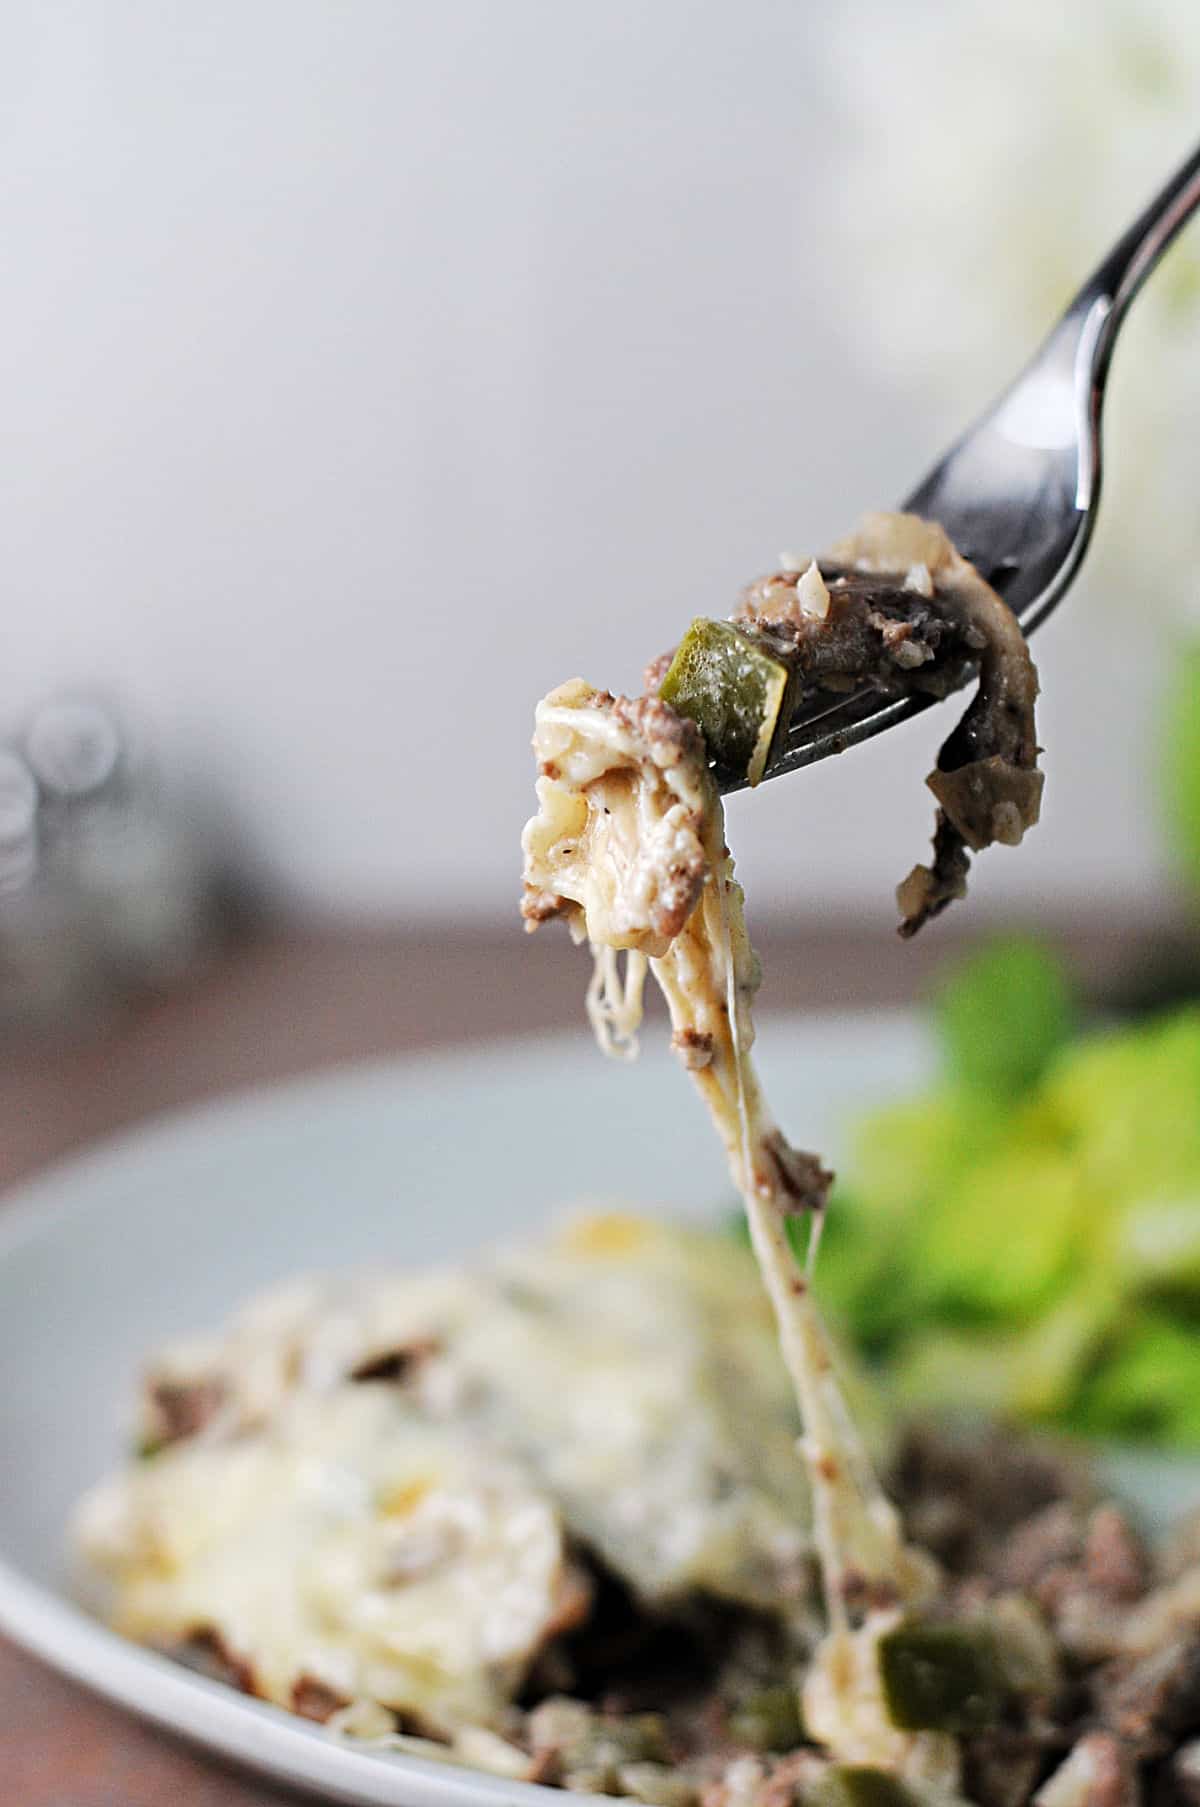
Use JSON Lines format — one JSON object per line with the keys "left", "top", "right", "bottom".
{"left": 722, "top": 687, "right": 933, "bottom": 793}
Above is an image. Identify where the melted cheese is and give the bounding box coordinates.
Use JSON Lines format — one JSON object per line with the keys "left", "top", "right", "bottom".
{"left": 78, "top": 1388, "right": 568, "bottom": 1732}
{"left": 74, "top": 1215, "right": 815, "bottom": 1730}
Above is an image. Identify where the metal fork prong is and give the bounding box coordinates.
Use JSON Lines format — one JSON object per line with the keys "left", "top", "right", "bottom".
{"left": 722, "top": 688, "right": 934, "bottom": 794}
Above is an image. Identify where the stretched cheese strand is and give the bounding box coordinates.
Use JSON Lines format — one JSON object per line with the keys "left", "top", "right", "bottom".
{"left": 646, "top": 812, "right": 932, "bottom": 1632}
{"left": 586, "top": 945, "right": 649, "bottom": 1060}
{"left": 635, "top": 832, "right": 956, "bottom": 1786}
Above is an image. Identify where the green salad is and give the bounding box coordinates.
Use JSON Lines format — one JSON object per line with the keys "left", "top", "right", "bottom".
{"left": 813, "top": 939, "right": 1200, "bottom": 1447}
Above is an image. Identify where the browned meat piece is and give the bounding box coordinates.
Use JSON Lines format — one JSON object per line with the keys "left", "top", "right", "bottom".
{"left": 609, "top": 693, "right": 708, "bottom": 766}
{"left": 1085, "top": 1508, "right": 1150, "bottom": 1606}
{"left": 671, "top": 1028, "right": 715, "bottom": 1071}
{"left": 349, "top": 1336, "right": 441, "bottom": 1383}
{"left": 897, "top": 556, "right": 1042, "bottom": 937}
{"left": 733, "top": 565, "right": 979, "bottom": 701}
{"left": 168, "top": 1628, "right": 257, "bottom": 1696}
{"left": 756, "top": 1128, "right": 834, "bottom": 1220}
{"left": 890, "top": 1423, "right": 1091, "bottom": 1576}
{"left": 143, "top": 1375, "right": 227, "bottom": 1450}
{"left": 1100, "top": 1639, "right": 1200, "bottom": 1756}
{"left": 998, "top": 1505, "right": 1087, "bottom": 1605}
{"left": 884, "top": 1429, "right": 1200, "bottom": 1802}
{"left": 895, "top": 827, "right": 972, "bottom": 941}
{"left": 990, "top": 1505, "right": 1150, "bottom": 1668}
{"left": 291, "top": 1674, "right": 351, "bottom": 1722}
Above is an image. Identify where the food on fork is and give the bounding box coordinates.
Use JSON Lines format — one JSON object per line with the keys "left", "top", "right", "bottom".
{"left": 639, "top": 513, "right": 1042, "bottom": 936}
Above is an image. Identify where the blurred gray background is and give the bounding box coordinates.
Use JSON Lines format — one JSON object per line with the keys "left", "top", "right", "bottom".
{"left": 1, "top": 0, "right": 1196, "bottom": 925}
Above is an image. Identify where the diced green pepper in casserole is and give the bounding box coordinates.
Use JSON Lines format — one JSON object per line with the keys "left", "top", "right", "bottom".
{"left": 877, "top": 1620, "right": 1006, "bottom": 1733}
{"left": 809, "top": 1766, "right": 918, "bottom": 1807}
{"left": 727, "top": 1683, "right": 805, "bottom": 1752}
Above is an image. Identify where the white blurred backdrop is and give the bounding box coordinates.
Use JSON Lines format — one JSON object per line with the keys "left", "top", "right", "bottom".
{"left": 1, "top": 1, "right": 1196, "bottom": 923}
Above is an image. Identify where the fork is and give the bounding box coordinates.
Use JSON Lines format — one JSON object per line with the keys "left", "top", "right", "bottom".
{"left": 735, "top": 138, "right": 1200, "bottom": 791}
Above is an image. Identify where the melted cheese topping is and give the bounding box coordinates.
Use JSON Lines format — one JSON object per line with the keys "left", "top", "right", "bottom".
{"left": 78, "top": 1388, "right": 569, "bottom": 1732}
{"left": 74, "top": 1215, "right": 815, "bottom": 1730}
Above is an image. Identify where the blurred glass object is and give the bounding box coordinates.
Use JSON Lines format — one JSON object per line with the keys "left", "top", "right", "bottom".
{"left": 26, "top": 699, "right": 121, "bottom": 797}
{"left": 0, "top": 698, "right": 234, "bottom": 1039}
{"left": 0, "top": 752, "right": 39, "bottom": 896}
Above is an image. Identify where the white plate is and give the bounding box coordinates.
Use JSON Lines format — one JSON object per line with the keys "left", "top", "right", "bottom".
{"left": 0, "top": 1011, "right": 1190, "bottom": 1805}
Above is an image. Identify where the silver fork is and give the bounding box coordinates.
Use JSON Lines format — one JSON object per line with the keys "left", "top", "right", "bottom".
{"left": 739, "top": 138, "right": 1200, "bottom": 791}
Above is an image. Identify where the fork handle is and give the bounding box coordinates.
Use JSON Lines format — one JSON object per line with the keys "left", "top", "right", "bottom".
{"left": 1076, "top": 140, "right": 1200, "bottom": 376}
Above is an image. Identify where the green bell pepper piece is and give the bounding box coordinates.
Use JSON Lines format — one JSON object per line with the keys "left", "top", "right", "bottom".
{"left": 877, "top": 1620, "right": 1005, "bottom": 1733}
{"left": 809, "top": 1767, "right": 917, "bottom": 1807}
{"left": 659, "top": 618, "right": 790, "bottom": 787}
{"left": 727, "top": 1684, "right": 804, "bottom": 1752}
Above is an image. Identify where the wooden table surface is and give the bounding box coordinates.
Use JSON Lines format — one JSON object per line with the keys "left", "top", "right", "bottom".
{"left": 0, "top": 915, "right": 1187, "bottom": 1805}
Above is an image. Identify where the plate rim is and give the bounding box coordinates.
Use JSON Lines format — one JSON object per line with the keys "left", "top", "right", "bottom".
{"left": 0, "top": 1006, "right": 918, "bottom": 1264}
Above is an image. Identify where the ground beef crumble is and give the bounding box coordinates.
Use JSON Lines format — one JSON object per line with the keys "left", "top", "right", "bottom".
{"left": 466, "top": 1426, "right": 1200, "bottom": 1805}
